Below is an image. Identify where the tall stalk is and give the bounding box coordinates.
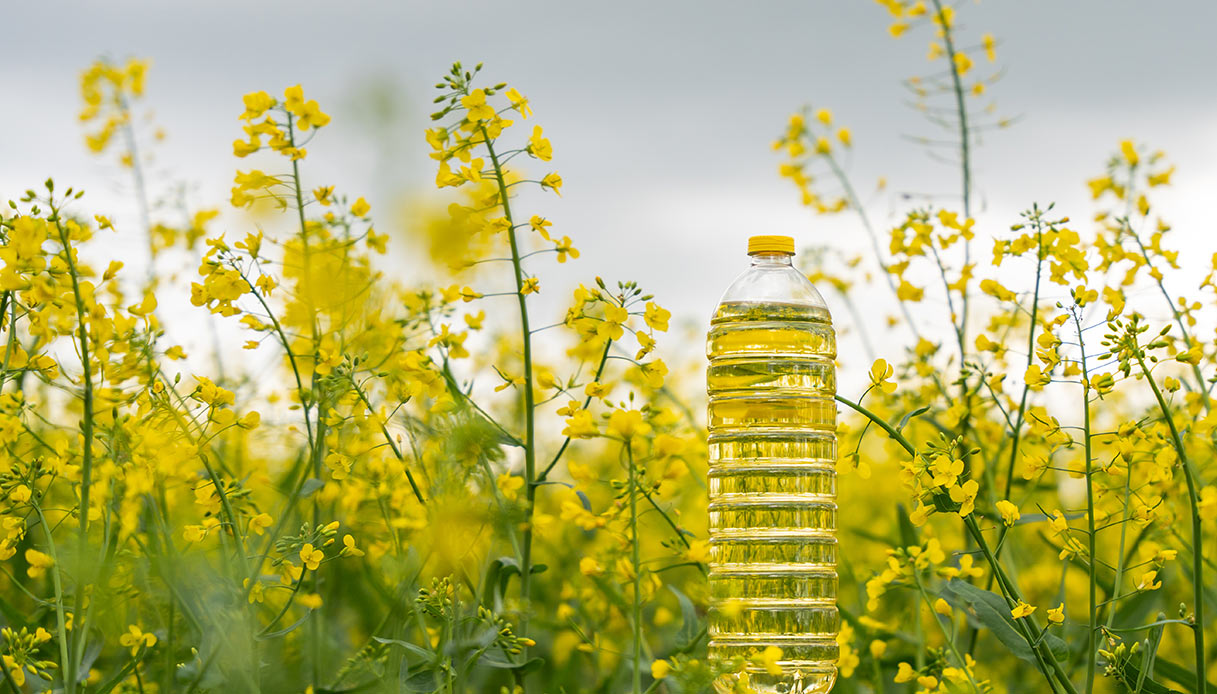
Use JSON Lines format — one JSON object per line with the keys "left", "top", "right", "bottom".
{"left": 930, "top": 0, "right": 973, "bottom": 335}
{"left": 822, "top": 153, "right": 923, "bottom": 343}
{"left": 627, "top": 443, "right": 643, "bottom": 694}
{"left": 1072, "top": 311, "right": 1098, "bottom": 694}
{"left": 1001, "top": 219, "right": 1045, "bottom": 498}
{"left": 51, "top": 197, "right": 95, "bottom": 694}
{"left": 481, "top": 126, "right": 538, "bottom": 650}
{"left": 116, "top": 92, "right": 155, "bottom": 279}
{"left": 285, "top": 110, "right": 323, "bottom": 694}
{"left": 1114, "top": 163, "right": 1208, "bottom": 409}
{"left": 1134, "top": 352, "right": 1206, "bottom": 694}
{"left": 912, "top": 571, "right": 983, "bottom": 693}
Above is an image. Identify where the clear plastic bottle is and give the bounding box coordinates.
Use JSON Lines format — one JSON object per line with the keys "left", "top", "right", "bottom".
{"left": 706, "top": 235, "right": 838, "bottom": 694}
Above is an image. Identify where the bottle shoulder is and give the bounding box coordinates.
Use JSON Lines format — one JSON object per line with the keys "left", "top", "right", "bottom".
{"left": 713, "top": 263, "right": 831, "bottom": 323}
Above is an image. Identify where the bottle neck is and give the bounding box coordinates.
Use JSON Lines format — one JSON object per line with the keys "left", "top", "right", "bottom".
{"left": 750, "top": 253, "right": 793, "bottom": 266}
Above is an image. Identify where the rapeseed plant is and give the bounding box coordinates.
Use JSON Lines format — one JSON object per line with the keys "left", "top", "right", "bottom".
{"left": 0, "top": 3, "right": 1212, "bottom": 693}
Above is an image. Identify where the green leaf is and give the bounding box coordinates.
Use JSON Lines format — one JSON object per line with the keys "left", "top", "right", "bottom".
{"left": 400, "top": 668, "right": 440, "bottom": 693}
{"left": 92, "top": 659, "right": 140, "bottom": 694}
{"left": 668, "top": 584, "right": 700, "bottom": 650}
{"left": 576, "top": 490, "right": 593, "bottom": 511}
{"left": 896, "top": 504, "right": 919, "bottom": 549}
{"left": 1134, "top": 617, "right": 1166, "bottom": 694}
{"left": 489, "top": 420, "right": 522, "bottom": 448}
{"left": 373, "top": 637, "right": 434, "bottom": 662}
{"left": 1043, "top": 631, "right": 1069, "bottom": 664}
{"left": 482, "top": 559, "right": 505, "bottom": 609}
{"left": 848, "top": 527, "right": 898, "bottom": 545}
{"left": 299, "top": 477, "right": 324, "bottom": 497}
{"left": 898, "top": 405, "right": 931, "bottom": 433}
{"left": 482, "top": 556, "right": 522, "bottom": 609}
{"left": 479, "top": 655, "right": 544, "bottom": 674}
{"left": 939, "top": 579, "right": 1038, "bottom": 664}
{"left": 1116, "top": 656, "right": 1180, "bottom": 694}
{"left": 1149, "top": 656, "right": 1215, "bottom": 694}
{"left": 257, "top": 613, "right": 310, "bottom": 640}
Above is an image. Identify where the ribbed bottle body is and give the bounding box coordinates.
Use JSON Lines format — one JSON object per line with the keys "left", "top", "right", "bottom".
{"left": 707, "top": 300, "right": 838, "bottom": 694}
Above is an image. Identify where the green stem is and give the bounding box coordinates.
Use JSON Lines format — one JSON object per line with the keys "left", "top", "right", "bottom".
{"left": 52, "top": 204, "right": 95, "bottom": 694}
{"left": 257, "top": 568, "right": 310, "bottom": 637}
{"left": 30, "top": 499, "right": 73, "bottom": 694}
{"left": 835, "top": 393, "right": 1080, "bottom": 694}
{"left": 1130, "top": 230, "right": 1210, "bottom": 408}
{"left": 822, "top": 153, "right": 922, "bottom": 343}
{"left": 286, "top": 112, "right": 319, "bottom": 346}
{"left": 1002, "top": 221, "right": 1044, "bottom": 499}
{"left": 117, "top": 92, "right": 155, "bottom": 279}
{"left": 0, "top": 654, "right": 20, "bottom": 694}
{"left": 196, "top": 449, "right": 250, "bottom": 577}
{"left": 1104, "top": 457, "right": 1133, "bottom": 634}
{"left": 930, "top": 0, "right": 973, "bottom": 339}
{"left": 236, "top": 266, "right": 313, "bottom": 442}
{"left": 1073, "top": 312, "right": 1097, "bottom": 694}
{"left": 350, "top": 377, "right": 425, "bottom": 503}
{"left": 912, "top": 571, "right": 982, "bottom": 693}
{"left": 480, "top": 126, "right": 537, "bottom": 653}
{"left": 479, "top": 457, "right": 523, "bottom": 561}
{"left": 164, "top": 601, "right": 176, "bottom": 694}
{"left": 627, "top": 442, "right": 643, "bottom": 694}
{"left": 967, "top": 515, "right": 1077, "bottom": 694}
{"left": 971, "top": 217, "right": 1044, "bottom": 656}
{"left": 1118, "top": 161, "right": 1207, "bottom": 407}
{"left": 537, "top": 338, "right": 613, "bottom": 482}
{"left": 285, "top": 114, "right": 323, "bottom": 694}
{"left": 1134, "top": 352, "right": 1206, "bottom": 694}
{"left": 0, "top": 292, "right": 19, "bottom": 391}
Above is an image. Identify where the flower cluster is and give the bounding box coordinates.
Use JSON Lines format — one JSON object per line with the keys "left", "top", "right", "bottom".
{"left": 2, "top": 13, "right": 1214, "bottom": 694}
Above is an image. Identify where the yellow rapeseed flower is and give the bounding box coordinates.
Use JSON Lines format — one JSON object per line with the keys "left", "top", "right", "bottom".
{"left": 868, "top": 359, "right": 897, "bottom": 394}
{"left": 607, "top": 409, "right": 651, "bottom": 440}
{"left": 1047, "top": 603, "right": 1065, "bottom": 625}
{"left": 644, "top": 302, "right": 671, "bottom": 332}
{"left": 579, "top": 557, "right": 603, "bottom": 577}
{"left": 1011, "top": 601, "right": 1036, "bottom": 619}
{"left": 894, "top": 662, "right": 916, "bottom": 683}
{"left": 248, "top": 512, "right": 273, "bottom": 536}
{"left": 24, "top": 548, "right": 54, "bottom": 578}
{"left": 119, "top": 625, "right": 157, "bottom": 655}
{"left": 527, "top": 126, "right": 553, "bottom": 161}
{"left": 1119, "top": 139, "right": 1139, "bottom": 166}
{"left": 948, "top": 479, "right": 978, "bottom": 517}
{"left": 496, "top": 473, "right": 524, "bottom": 501}
{"left": 996, "top": 499, "right": 1020, "bottom": 526}
{"left": 541, "top": 172, "right": 563, "bottom": 195}
{"left": 953, "top": 52, "right": 973, "bottom": 75}
{"left": 300, "top": 543, "right": 324, "bottom": 571}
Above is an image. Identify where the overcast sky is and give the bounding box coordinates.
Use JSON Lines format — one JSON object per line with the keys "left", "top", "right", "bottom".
{"left": 3, "top": 0, "right": 1215, "bottom": 387}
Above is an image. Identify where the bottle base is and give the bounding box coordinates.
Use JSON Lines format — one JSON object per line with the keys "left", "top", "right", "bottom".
{"left": 714, "top": 667, "right": 837, "bottom": 694}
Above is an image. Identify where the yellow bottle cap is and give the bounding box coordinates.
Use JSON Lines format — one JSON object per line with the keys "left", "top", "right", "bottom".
{"left": 747, "top": 235, "right": 795, "bottom": 256}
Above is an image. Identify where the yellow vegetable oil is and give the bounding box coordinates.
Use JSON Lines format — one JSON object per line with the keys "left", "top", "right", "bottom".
{"left": 707, "top": 235, "right": 838, "bottom": 694}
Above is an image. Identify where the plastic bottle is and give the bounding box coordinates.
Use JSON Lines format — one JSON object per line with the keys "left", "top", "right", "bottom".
{"left": 706, "top": 235, "right": 839, "bottom": 694}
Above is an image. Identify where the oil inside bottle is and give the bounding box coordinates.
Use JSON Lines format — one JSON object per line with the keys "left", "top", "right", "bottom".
{"left": 707, "top": 299, "right": 839, "bottom": 694}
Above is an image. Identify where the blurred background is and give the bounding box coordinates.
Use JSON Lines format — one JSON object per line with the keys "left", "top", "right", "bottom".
{"left": 3, "top": 0, "right": 1215, "bottom": 388}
